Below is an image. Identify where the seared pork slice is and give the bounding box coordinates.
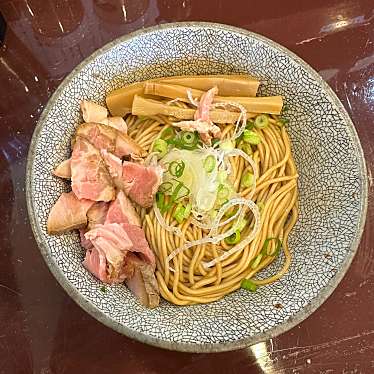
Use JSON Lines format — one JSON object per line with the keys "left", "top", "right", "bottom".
{"left": 101, "top": 117, "right": 128, "bottom": 134}
{"left": 84, "top": 223, "right": 133, "bottom": 284}
{"left": 79, "top": 228, "right": 94, "bottom": 250}
{"left": 83, "top": 245, "right": 109, "bottom": 282}
{"left": 80, "top": 100, "right": 108, "bottom": 123}
{"left": 101, "top": 151, "right": 163, "bottom": 208}
{"left": 125, "top": 254, "right": 160, "bottom": 308}
{"left": 105, "top": 191, "right": 141, "bottom": 227}
{"left": 76, "top": 123, "right": 145, "bottom": 158}
{"left": 71, "top": 137, "right": 115, "bottom": 202}
{"left": 79, "top": 202, "right": 109, "bottom": 250}
{"left": 121, "top": 223, "right": 155, "bottom": 268}
{"left": 47, "top": 192, "right": 94, "bottom": 234}
{"left": 53, "top": 158, "right": 71, "bottom": 179}
{"left": 100, "top": 150, "right": 123, "bottom": 188}
{"left": 87, "top": 202, "right": 109, "bottom": 230}
{"left": 121, "top": 161, "right": 163, "bottom": 208}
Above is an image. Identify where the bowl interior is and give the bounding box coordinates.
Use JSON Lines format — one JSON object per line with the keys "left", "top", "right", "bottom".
{"left": 27, "top": 23, "right": 366, "bottom": 352}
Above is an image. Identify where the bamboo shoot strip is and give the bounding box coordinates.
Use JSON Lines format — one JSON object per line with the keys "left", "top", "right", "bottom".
{"left": 144, "top": 82, "right": 283, "bottom": 115}
{"left": 106, "top": 75, "right": 260, "bottom": 116}
{"left": 131, "top": 95, "right": 256, "bottom": 124}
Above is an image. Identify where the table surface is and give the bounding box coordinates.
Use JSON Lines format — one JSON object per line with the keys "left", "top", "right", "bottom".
{"left": 0, "top": 0, "right": 373, "bottom": 373}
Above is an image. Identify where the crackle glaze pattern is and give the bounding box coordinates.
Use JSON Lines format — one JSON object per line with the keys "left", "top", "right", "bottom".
{"left": 27, "top": 23, "right": 367, "bottom": 352}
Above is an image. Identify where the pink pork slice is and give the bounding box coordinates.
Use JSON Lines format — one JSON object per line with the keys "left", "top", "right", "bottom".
{"left": 120, "top": 223, "right": 155, "bottom": 269}
{"left": 75, "top": 122, "right": 145, "bottom": 158}
{"left": 71, "top": 137, "right": 115, "bottom": 202}
{"left": 83, "top": 223, "right": 133, "bottom": 284}
{"left": 121, "top": 161, "right": 163, "bottom": 208}
{"left": 47, "top": 192, "right": 94, "bottom": 235}
{"left": 101, "top": 151, "right": 162, "bottom": 208}
{"left": 105, "top": 191, "right": 141, "bottom": 227}
{"left": 125, "top": 253, "right": 160, "bottom": 308}
{"left": 79, "top": 201, "right": 109, "bottom": 250}
{"left": 53, "top": 158, "right": 71, "bottom": 179}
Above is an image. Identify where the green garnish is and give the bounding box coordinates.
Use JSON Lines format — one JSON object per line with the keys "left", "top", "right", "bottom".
{"left": 224, "top": 206, "right": 238, "bottom": 218}
{"left": 251, "top": 253, "right": 263, "bottom": 269}
{"left": 278, "top": 117, "right": 289, "bottom": 126}
{"left": 241, "top": 172, "right": 254, "bottom": 188}
{"left": 153, "top": 138, "right": 168, "bottom": 158}
{"left": 100, "top": 286, "right": 107, "bottom": 293}
{"left": 173, "top": 203, "right": 186, "bottom": 224}
{"left": 203, "top": 155, "right": 216, "bottom": 173}
{"left": 168, "top": 160, "right": 185, "bottom": 178}
{"left": 160, "top": 127, "right": 175, "bottom": 140}
{"left": 260, "top": 237, "right": 283, "bottom": 257}
{"left": 225, "top": 229, "right": 241, "bottom": 245}
{"left": 183, "top": 203, "right": 192, "bottom": 218}
{"left": 159, "top": 181, "right": 173, "bottom": 194}
{"left": 212, "top": 138, "right": 220, "bottom": 147}
{"left": 282, "top": 104, "right": 289, "bottom": 112}
{"left": 243, "top": 130, "right": 261, "bottom": 145}
{"left": 171, "top": 179, "right": 190, "bottom": 202}
{"left": 246, "top": 119, "right": 255, "bottom": 130}
{"left": 181, "top": 131, "right": 198, "bottom": 146}
{"left": 156, "top": 192, "right": 165, "bottom": 210}
{"left": 255, "top": 114, "right": 269, "bottom": 129}
{"left": 239, "top": 142, "right": 253, "bottom": 155}
{"left": 217, "top": 184, "right": 230, "bottom": 201}
{"left": 241, "top": 279, "right": 257, "bottom": 292}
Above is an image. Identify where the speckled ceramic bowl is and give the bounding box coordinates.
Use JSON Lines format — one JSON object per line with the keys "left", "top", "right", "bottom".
{"left": 26, "top": 22, "right": 367, "bottom": 352}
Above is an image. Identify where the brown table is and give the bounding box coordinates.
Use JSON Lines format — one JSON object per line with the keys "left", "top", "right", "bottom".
{"left": 0, "top": 1, "right": 373, "bottom": 372}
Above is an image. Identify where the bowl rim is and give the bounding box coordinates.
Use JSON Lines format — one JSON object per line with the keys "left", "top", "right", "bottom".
{"left": 26, "top": 21, "right": 368, "bottom": 353}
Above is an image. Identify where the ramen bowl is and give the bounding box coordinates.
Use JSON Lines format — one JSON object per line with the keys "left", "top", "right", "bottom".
{"left": 26, "top": 22, "right": 367, "bottom": 352}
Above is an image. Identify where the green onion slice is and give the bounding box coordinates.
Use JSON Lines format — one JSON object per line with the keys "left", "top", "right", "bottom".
{"left": 153, "top": 138, "right": 168, "bottom": 158}
{"left": 168, "top": 160, "right": 185, "bottom": 178}
{"left": 225, "top": 229, "right": 241, "bottom": 245}
{"left": 255, "top": 114, "right": 269, "bottom": 129}
{"left": 203, "top": 155, "right": 216, "bottom": 173}
{"left": 243, "top": 130, "right": 261, "bottom": 145}
{"left": 241, "top": 172, "right": 254, "bottom": 188}
{"left": 260, "top": 237, "right": 283, "bottom": 257}
{"left": 241, "top": 279, "right": 257, "bottom": 292}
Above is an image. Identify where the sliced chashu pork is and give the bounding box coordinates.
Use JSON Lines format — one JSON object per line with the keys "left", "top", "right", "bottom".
{"left": 101, "top": 150, "right": 163, "bottom": 208}
{"left": 79, "top": 201, "right": 109, "bottom": 250}
{"left": 80, "top": 100, "right": 127, "bottom": 133}
{"left": 71, "top": 136, "right": 115, "bottom": 202}
{"left": 75, "top": 123, "right": 145, "bottom": 158}
{"left": 47, "top": 192, "right": 94, "bottom": 234}
{"left": 83, "top": 223, "right": 133, "bottom": 284}
{"left": 125, "top": 253, "right": 160, "bottom": 308}
{"left": 53, "top": 158, "right": 71, "bottom": 179}
{"left": 83, "top": 222, "right": 155, "bottom": 283}
{"left": 105, "top": 191, "right": 141, "bottom": 227}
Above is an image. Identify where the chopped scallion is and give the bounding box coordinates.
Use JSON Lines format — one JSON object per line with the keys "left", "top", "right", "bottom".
{"left": 225, "top": 229, "right": 241, "bottom": 245}
{"left": 241, "top": 279, "right": 257, "bottom": 292}
{"left": 203, "top": 155, "right": 216, "bottom": 173}
{"left": 260, "top": 237, "right": 283, "bottom": 257}
{"left": 156, "top": 192, "right": 165, "bottom": 210}
{"left": 255, "top": 114, "right": 269, "bottom": 129}
{"left": 251, "top": 253, "right": 263, "bottom": 269}
{"left": 173, "top": 203, "right": 186, "bottom": 224}
{"left": 153, "top": 138, "right": 168, "bottom": 158}
{"left": 243, "top": 130, "right": 261, "bottom": 145}
{"left": 241, "top": 172, "right": 254, "bottom": 188}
